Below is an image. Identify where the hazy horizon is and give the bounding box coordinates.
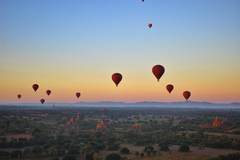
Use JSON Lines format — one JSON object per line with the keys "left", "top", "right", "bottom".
{"left": 1, "top": 100, "right": 240, "bottom": 105}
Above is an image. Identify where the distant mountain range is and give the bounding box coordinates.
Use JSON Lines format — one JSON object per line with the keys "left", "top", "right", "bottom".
{"left": 0, "top": 101, "right": 240, "bottom": 109}
{"left": 75, "top": 101, "right": 240, "bottom": 106}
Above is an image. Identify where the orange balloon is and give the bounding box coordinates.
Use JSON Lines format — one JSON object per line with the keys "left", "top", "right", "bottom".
{"left": 76, "top": 92, "right": 81, "bottom": 98}
{"left": 183, "top": 91, "right": 191, "bottom": 101}
{"left": 152, "top": 65, "right": 165, "bottom": 81}
{"left": 32, "top": 84, "right": 39, "bottom": 92}
{"left": 112, "top": 73, "right": 122, "bottom": 87}
{"left": 166, "top": 84, "right": 174, "bottom": 93}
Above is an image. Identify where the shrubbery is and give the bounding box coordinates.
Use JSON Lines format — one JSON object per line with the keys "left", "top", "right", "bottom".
{"left": 208, "top": 153, "right": 240, "bottom": 160}
{"left": 105, "top": 153, "right": 121, "bottom": 160}
{"left": 178, "top": 144, "right": 190, "bottom": 152}
{"left": 120, "top": 147, "right": 130, "bottom": 154}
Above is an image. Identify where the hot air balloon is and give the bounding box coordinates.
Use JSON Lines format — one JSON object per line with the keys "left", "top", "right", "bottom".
{"left": 76, "top": 92, "right": 81, "bottom": 98}
{"left": 112, "top": 73, "right": 122, "bottom": 87}
{"left": 152, "top": 65, "right": 165, "bottom": 81}
{"left": 148, "top": 23, "right": 152, "bottom": 28}
{"left": 183, "top": 91, "right": 191, "bottom": 101}
{"left": 46, "top": 90, "right": 51, "bottom": 96}
{"left": 166, "top": 84, "right": 174, "bottom": 93}
{"left": 17, "top": 94, "right": 22, "bottom": 99}
{"left": 32, "top": 84, "right": 39, "bottom": 92}
{"left": 40, "top": 98, "right": 45, "bottom": 104}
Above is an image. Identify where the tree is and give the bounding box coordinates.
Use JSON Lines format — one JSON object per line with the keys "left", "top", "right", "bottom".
{"left": 107, "top": 143, "right": 120, "bottom": 151}
{"left": 144, "top": 145, "right": 154, "bottom": 156}
{"left": 11, "top": 150, "right": 22, "bottom": 159}
{"left": 0, "top": 151, "right": 10, "bottom": 158}
{"left": 63, "top": 155, "right": 76, "bottom": 160}
{"left": 135, "top": 151, "right": 140, "bottom": 156}
{"left": 105, "top": 153, "right": 121, "bottom": 160}
{"left": 152, "top": 150, "right": 157, "bottom": 156}
{"left": 159, "top": 143, "right": 170, "bottom": 151}
{"left": 144, "top": 146, "right": 154, "bottom": 152}
{"left": 120, "top": 147, "right": 130, "bottom": 154}
{"left": 179, "top": 144, "right": 190, "bottom": 152}
{"left": 92, "top": 142, "right": 106, "bottom": 152}
{"left": 32, "top": 146, "right": 43, "bottom": 155}
{"left": 85, "top": 152, "right": 94, "bottom": 160}
{"left": 208, "top": 153, "right": 240, "bottom": 160}
{"left": 68, "top": 146, "right": 80, "bottom": 155}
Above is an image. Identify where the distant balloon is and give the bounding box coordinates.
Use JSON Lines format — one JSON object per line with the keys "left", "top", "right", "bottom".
{"left": 148, "top": 23, "right": 152, "bottom": 28}
{"left": 32, "top": 84, "right": 39, "bottom": 92}
{"left": 112, "top": 73, "right": 122, "bottom": 87}
{"left": 76, "top": 92, "right": 81, "bottom": 98}
{"left": 40, "top": 98, "right": 45, "bottom": 104}
{"left": 46, "top": 90, "right": 51, "bottom": 96}
{"left": 152, "top": 65, "right": 165, "bottom": 81}
{"left": 183, "top": 91, "right": 191, "bottom": 101}
{"left": 17, "top": 94, "right": 22, "bottom": 99}
{"left": 166, "top": 84, "right": 174, "bottom": 93}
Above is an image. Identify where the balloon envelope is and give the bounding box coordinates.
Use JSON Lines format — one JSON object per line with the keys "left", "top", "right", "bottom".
{"left": 183, "top": 91, "right": 191, "bottom": 100}
{"left": 152, "top": 65, "right": 165, "bottom": 81}
{"left": 148, "top": 23, "right": 152, "bottom": 28}
{"left": 166, "top": 84, "right": 174, "bottom": 93}
{"left": 76, "top": 92, "right": 81, "bottom": 98}
{"left": 46, "top": 90, "right": 51, "bottom": 96}
{"left": 112, "top": 73, "right": 122, "bottom": 87}
{"left": 40, "top": 98, "right": 45, "bottom": 104}
{"left": 17, "top": 94, "right": 22, "bottom": 99}
{"left": 32, "top": 84, "right": 39, "bottom": 92}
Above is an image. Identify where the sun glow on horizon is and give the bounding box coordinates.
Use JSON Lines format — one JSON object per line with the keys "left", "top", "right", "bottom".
{"left": 0, "top": 0, "right": 240, "bottom": 103}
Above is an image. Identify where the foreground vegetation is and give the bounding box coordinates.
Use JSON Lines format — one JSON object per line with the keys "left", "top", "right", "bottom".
{"left": 0, "top": 106, "right": 240, "bottom": 160}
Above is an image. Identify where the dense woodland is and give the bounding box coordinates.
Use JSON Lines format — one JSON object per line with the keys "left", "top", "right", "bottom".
{"left": 1, "top": 106, "right": 240, "bottom": 160}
